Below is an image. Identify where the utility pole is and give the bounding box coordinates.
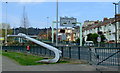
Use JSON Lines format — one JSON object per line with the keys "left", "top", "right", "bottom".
{"left": 113, "top": 2, "right": 118, "bottom": 48}
{"left": 56, "top": 0, "right": 58, "bottom": 46}
{"left": 5, "top": 2, "right": 8, "bottom": 46}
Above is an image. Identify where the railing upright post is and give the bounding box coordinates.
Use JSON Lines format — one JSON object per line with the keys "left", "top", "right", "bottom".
{"left": 45, "top": 48, "right": 46, "bottom": 55}
{"left": 37, "top": 47, "right": 38, "bottom": 55}
{"left": 78, "top": 47, "right": 80, "bottom": 60}
{"left": 61, "top": 47, "right": 63, "bottom": 57}
{"left": 69, "top": 47, "right": 71, "bottom": 59}
{"left": 89, "top": 48, "right": 92, "bottom": 62}
{"left": 41, "top": 47, "right": 42, "bottom": 55}
{"left": 49, "top": 50, "right": 51, "bottom": 56}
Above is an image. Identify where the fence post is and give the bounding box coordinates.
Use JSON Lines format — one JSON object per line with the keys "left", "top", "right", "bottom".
{"left": 78, "top": 47, "right": 80, "bottom": 60}
{"left": 49, "top": 50, "right": 51, "bottom": 56}
{"left": 69, "top": 47, "right": 71, "bottom": 59}
{"left": 41, "top": 47, "right": 42, "bottom": 55}
{"left": 61, "top": 47, "right": 63, "bottom": 57}
{"left": 89, "top": 48, "right": 92, "bottom": 62}
{"left": 40, "top": 47, "right": 41, "bottom": 55}
{"left": 37, "top": 47, "right": 38, "bottom": 55}
{"left": 38, "top": 47, "right": 40, "bottom": 55}
{"left": 45, "top": 48, "right": 46, "bottom": 55}
{"left": 118, "top": 48, "right": 120, "bottom": 71}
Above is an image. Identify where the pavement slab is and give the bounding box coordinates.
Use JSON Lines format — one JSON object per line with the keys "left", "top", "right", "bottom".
{"left": 2, "top": 56, "right": 96, "bottom": 71}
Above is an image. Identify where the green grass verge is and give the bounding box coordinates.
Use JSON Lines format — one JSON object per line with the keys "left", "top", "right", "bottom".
{"left": 0, "top": 50, "right": 1, "bottom": 55}
{"left": 2, "top": 51, "right": 69, "bottom": 66}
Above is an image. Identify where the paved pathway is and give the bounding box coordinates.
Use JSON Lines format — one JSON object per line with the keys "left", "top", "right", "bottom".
{"left": 2, "top": 56, "right": 96, "bottom": 71}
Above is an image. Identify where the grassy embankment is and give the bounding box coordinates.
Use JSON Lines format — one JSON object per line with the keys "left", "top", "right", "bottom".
{"left": 2, "top": 51, "right": 68, "bottom": 66}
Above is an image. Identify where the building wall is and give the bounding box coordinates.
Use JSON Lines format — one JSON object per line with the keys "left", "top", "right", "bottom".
{"left": 83, "top": 18, "right": 120, "bottom": 43}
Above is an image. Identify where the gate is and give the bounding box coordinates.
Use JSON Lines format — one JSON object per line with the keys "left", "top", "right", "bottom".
{"left": 90, "top": 47, "right": 120, "bottom": 71}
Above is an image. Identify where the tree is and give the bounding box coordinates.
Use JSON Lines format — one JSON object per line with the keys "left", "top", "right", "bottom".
{"left": 100, "top": 34, "right": 106, "bottom": 43}
{"left": 86, "top": 33, "right": 92, "bottom": 41}
{"left": 86, "top": 33, "right": 106, "bottom": 43}
{"left": 75, "top": 38, "right": 80, "bottom": 43}
{"left": 82, "top": 37, "right": 85, "bottom": 44}
{"left": 48, "top": 30, "right": 52, "bottom": 40}
{"left": 1, "top": 23, "right": 13, "bottom": 45}
{"left": 75, "top": 37, "right": 85, "bottom": 45}
{"left": 90, "top": 33, "right": 99, "bottom": 43}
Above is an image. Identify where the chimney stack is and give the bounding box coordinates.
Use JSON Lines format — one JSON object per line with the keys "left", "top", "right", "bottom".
{"left": 103, "top": 18, "right": 108, "bottom": 21}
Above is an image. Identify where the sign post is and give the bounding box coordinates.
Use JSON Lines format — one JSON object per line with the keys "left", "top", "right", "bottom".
{"left": 97, "top": 31, "right": 102, "bottom": 47}
{"left": 52, "top": 21, "right": 60, "bottom": 44}
{"left": 77, "top": 22, "right": 82, "bottom": 46}
{"left": 97, "top": 36, "right": 101, "bottom": 47}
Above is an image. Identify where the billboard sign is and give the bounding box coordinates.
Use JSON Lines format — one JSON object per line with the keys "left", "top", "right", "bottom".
{"left": 60, "top": 17, "right": 77, "bottom": 27}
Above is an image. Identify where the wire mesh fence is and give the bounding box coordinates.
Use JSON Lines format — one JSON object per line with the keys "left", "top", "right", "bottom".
{"left": 94, "top": 43, "right": 120, "bottom": 48}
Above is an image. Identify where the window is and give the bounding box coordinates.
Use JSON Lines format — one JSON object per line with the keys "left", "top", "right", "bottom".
{"left": 108, "top": 25, "right": 111, "bottom": 31}
{"left": 104, "top": 25, "right": 106, "bottom": 32}
{"left": 98, "top": 27, "right": 99, "bottom": 31}
{"left": 89, "top": 29, "right": 92, "bottom": 33}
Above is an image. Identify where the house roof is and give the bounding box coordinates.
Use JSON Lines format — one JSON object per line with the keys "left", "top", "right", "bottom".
{"left": 82, "top": 18, "right": 116, "bottom": 31}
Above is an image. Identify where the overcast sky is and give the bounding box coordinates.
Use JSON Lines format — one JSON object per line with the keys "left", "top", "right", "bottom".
{"left": 2, "top": 2, "right": 116, "bottom": 28}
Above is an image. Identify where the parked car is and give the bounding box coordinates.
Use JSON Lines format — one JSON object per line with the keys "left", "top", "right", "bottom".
{"left": 84, "top": 41, "right": 94, "bottom": 46}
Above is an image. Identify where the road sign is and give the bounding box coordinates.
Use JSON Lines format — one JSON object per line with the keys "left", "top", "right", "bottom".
{"left": 60, "top": 17, "right": 77, "bottom": 27}
{"left": 97, "top": 37, "right": 101, "bottom": 42}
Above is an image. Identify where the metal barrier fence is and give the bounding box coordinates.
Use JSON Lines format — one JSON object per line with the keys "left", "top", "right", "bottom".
{"left": 94, "top": 43, "right": 120, "bottom": 48}
{"left": 2, "top": 46, "right": 120, "bottom": 70}
{"left": 90, "top": 47, "right": 120, "bottom": 70}
{"left": 2, "top": 46, "right": 91, "bottom": 62}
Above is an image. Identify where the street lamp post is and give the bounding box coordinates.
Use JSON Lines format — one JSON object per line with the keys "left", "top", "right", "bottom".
{"left": 56, "top": 0, "right": 58, "bottom": 46}
{"left": 47, "top": 17, "right": 49, "bottom": 40}
{"left": 113, "top": 2, "right": 118, "bottom": 48}
{"left": 113, "top": 2, "right": 120, "bottom": 70}
{"left": 77, "top": 22, "right": 82, "bottom": 46}
{"left": 5, "top": 2, "right": 8, "bottom": 46}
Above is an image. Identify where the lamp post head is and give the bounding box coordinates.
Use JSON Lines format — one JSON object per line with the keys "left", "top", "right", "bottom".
{"left": 113, "top": 2, "right": 118, "bottom": 5}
